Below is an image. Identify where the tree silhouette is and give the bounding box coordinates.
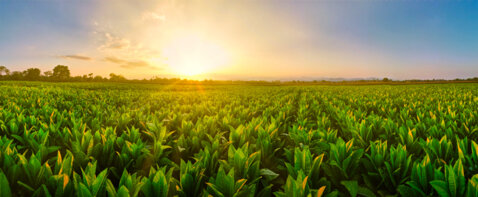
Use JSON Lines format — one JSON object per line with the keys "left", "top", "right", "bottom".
{"left": 109, "top": 73, "right": 127, "bottom": 82}
{"left": 94, "top": 75, "right": 104, "bottom": 81}
{"left": 44, "top": 71, "right": 53, "bottom": 78}
{"left": 10, "top": 71, "right": 23, "bottom": 80}
{"left": 23, "top": 68, "right": 41, "bottom": 81}
{"left": 0, "top": 66, "right": 10, "bottom": 77}
{"left": 52, "top": 65, "right": 70, "bottom": 81}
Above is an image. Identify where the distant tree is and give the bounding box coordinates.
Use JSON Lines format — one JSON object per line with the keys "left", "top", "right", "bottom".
{"left": 109, "top": 73, "right": 127, "bottom": 82}
{"left": 382, "top": 77, "right": 390, "bottom": 82}
{"left": 94, "top": 75, "right": 104, "bottom": 81}
{"left": 44, "top": 71, "right": 53, "bottom": 77}
{"left": 71, "top": 76, "right": 83, "bottom": 82}
{"left": 0, "top": 66, "right": 9, "bottom": 77}
{"left": 23, "top": 68, "right": 41, "bottom": 81}
{"left": 52, "top": 65, "right": 70, "bottom": 81}
{"left": 10, "top": 71, "right": 23, "bottom": 80}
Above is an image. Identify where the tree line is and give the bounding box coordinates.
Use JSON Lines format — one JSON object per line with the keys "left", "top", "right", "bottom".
{"left": 0, "top": 65, "right": 477, "bottom": 85}
{"left": 0, "top": 65, "right": 125, "bottom": 82}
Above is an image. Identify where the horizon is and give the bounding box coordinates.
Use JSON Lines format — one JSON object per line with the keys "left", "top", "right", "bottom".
{"left": 1, "top": 0, "right": 478, "bottom": 80}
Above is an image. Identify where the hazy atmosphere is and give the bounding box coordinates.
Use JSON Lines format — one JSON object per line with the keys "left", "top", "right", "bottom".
{"left": 1, "top": 1, "right": 478, "bottom": 196}
{"left": 1, "top": 0, "right": 477, "bottom": 80}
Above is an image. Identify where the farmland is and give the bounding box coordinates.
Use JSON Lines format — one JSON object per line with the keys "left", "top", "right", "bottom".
{"left": 0, "top": 81, "right": 477, "bottom": 197}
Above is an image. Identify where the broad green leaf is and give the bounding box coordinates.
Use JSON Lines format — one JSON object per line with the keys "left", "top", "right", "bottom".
{"left": 0, "top": 171, "right": 12, "bottom": 197}
{"left": 430, "top": 180, "right": 451, "bottom": 197}
{"left": 341, "top": 180, "right": 358, "bottom": 197}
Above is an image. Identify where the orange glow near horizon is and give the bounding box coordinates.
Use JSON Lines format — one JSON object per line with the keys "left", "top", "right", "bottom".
{"left": 161, "top": 34, "right": 231, "bottom": 78}
{"left": 2, "top": 1, "right": 475, "bottom": 80}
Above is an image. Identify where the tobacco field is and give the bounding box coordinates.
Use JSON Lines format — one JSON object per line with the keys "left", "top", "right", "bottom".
{"left": 0, "top": 81, "right": 477, "bottom": 197}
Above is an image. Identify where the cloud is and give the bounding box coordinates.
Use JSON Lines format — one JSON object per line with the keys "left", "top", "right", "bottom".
{"left": 142, "top": 12, "right": 166, "bottom": 22}
{"left": 97, "top": 32, "right": 131, "bottom": 50}
{"left": 58, "top": 55, "right": 92, "bottom": 61}
{"left": 121, "top": 60, "right": 151, "bottom": 68}
{"left": 93, "top": 25, "right": 160, "bottom": 61}
{"left": 104, "top": 56, "right": 157, "bottom": 69}
{"left": 104, "top": 56, "right": 125, "bottom": 64}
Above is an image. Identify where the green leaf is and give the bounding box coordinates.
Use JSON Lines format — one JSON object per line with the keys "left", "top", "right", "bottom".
{"left": 0, "top": 171, "right": 12, "bottom": 197}
{"left": 105, "top": 180, "right": 117, "bottom": 197}
{"left": 398, "top": 185, "right": 417, "bottom": 197}
{"left": 445, "top": 166, "right": 456, "bottom": 197}
{"left": 260, "top": 168, "right": 279, "bottom": 180}
{"left": 256, "top": 185, "right": 272, "bottom": 197}
{"left": 206, "top": 183, "right": 225, "bottom": 197}
{"left": 17, "top": 181, "right": 35, "bottom": 192}
{"left": 117, "top": 186, "right": 130, "bottom": 197}
{"left": 235, "top": 179, "right": 247, "bottom": 193}
{"left": 341, "top": 180, "right": 358, "bottom": 197}
{"left": 430, "top": 180, "right": 451, "bottom": 197}
{"left": 91, "top": 169, "right": 108, "bottom": 196}
{"left": 357, "top": 186, "right": 376, "bottom": 197}
{"left": 78, "top": 183, "right": 93, "bottom": 197}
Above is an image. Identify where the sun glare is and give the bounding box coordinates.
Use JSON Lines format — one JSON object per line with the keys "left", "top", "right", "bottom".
{"left": 162, "top": 34, "right": 230, "bottom": 77}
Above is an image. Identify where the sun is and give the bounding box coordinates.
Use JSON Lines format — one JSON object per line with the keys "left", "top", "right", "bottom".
{"left": 162, "top": 34, "right": 230, "bottom": 77}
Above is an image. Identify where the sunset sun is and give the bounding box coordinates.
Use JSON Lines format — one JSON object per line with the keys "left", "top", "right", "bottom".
{"left": 162, "top": 34, "right": 230, "bottom": 77}
{"left": 1, "top": 1, "right": 478, "bottom": 196}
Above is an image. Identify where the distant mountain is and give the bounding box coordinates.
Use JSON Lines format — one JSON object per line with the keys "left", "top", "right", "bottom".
{"left": 279, "top": 77, "right": 382, "bottom": 82}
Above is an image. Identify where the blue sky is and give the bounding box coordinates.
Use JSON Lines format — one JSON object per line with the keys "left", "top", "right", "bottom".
{"left": 1, "top": 0, "right": 477, "bottom": 80}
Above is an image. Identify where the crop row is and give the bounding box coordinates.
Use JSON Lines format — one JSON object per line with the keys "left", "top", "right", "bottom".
{"left": 0, "top": 82, "right": 477, "bottom": 196}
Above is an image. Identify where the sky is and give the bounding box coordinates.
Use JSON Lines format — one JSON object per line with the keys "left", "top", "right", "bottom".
{"left": 1, "top": 0, "right": 477, "bottom": 80}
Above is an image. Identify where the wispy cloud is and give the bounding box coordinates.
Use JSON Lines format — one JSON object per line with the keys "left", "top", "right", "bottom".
{"left": 97, "top": 32, "right": 131, "bottom": 50}
{"left": 142, "top": 12, "right": 166, "bottom": 22}
{"left": 104, "top": 56, "right": 158, "bottom": 69}
{"left": 121, "top": 60, "right": 151, "bottom": 69}
{"left": 104, "top": 56, "right": 125, "bottom": 64}
{"left": 94, "top": 30, "right": 159, "bottom": 59}
{"left": 58, "top": 55, "right": 92, "bottom": 61}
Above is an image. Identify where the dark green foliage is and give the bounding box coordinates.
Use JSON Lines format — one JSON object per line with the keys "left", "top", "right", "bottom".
{"left": 52, "top": 65, "right": 71, "bottom": 81}
{"left": 23, "top": 68, "right": 41, "bottom": 81}
{"left": 0, "top": 82, "right": 477, "bottom": 196}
